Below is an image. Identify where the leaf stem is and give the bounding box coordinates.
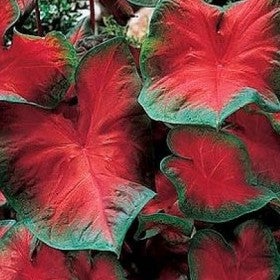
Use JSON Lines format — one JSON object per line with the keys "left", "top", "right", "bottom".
{"left": 89, "top": 0, "right": 95, "bottom": 32}
{"left": 35, "top": 0, "right": 43, "bottom": 36}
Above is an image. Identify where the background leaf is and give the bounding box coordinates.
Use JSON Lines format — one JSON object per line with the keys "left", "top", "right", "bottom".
{"left": 189, "top": 220, "right": 280, "bottom": 280}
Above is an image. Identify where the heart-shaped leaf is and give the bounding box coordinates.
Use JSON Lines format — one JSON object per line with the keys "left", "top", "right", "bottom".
{"left": 0, "top": 38, "right": 154, "bottom": 254}
{"left": 0, "top": 31, "right": 77, "bottom": 107}
{"left": 0, "top": 222, "right": 72, "bottom": 279}
{"left": 161, "top": 127, "right": 275, "bottom": 222}
{"left": 189, "top": 220, "right": 280, "bottom": 280}
{"left": 227, "top": 109, "right": 280, "bottom": 196}
{"left": 139, "top": 0, "right": 280, "bottom": 127}
{"left": 0, "top": 0, "right": 19, "bottom": 44}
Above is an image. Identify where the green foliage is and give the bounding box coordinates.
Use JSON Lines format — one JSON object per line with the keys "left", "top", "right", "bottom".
{"left": 101, "top": 16, "right": 142, "bottom": 47}
{"left": 22, "top": 0, "right": 81, "bottom": 35}
{"left": 101, "top": 16, "right": 127, "bottom": 38}
{"left": 1, "top": 0, "right": 279, "bottom": 279}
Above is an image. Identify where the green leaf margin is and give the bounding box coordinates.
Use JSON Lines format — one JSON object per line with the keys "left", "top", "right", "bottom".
{"left": 0, "top": 30, "right": 78, "bottom": 108}
{"left": 138, "top": 0, "right": 280, "bottom": 128}
{"left": 161, "top": 126, "right": 276, "bottom": 222}
{"left": 0, "top": 37, "right": 155, "bottom": 256}
{"left": 134, "top": 212, "right": 193, "bottom": 240}
{"left": 188, "top": 220, "right": 280, "bottom": 280}
{"left": 128, "top": 0, "right": 158, "bottom": 7}
{"left": 0, "top": 0, "right": 20, "bottom": 44}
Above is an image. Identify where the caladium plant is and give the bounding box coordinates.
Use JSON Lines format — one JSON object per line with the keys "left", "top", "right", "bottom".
{"left": 139, "top": 0, "right": 280, "bottom": 128}
{"left": 189, "top": 220, "right": 280, "bottom": 279}
{"left": 0, "top": 0, "right": 19, "bottom": 42}
{"left": 0, "top": 222, "right": 73, "bottom": 279}
{"left": 0, "top": 0, "right": 77, "bottom": 107}
{"left": 0, "top": 37, "right": 154, "bottom": 254}
{"left": 0, "top": 0, "right": 279, "bottom": 279}
{"left": 227, "top": 108, "right": 280, "bottom": 196}
{"left": 161, "top": 126, "right": 276, "bottom": 222}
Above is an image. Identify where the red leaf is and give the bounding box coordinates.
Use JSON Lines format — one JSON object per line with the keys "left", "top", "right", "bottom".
{"left": 189, "top": 220, "right": 280, "bottom": 280}
{"left": 139, "top": 0, "right": 280, "bottom": 127}
{"left": 135, "top": 172, "right": 193, "bottom": 240}
{"left": 72, "top": 252, "right": 126, "bottom": 280}
{"left": 227, "top": 109, "right": 280, "bottom": 196}
{"left": 0, "top": 191, "right": 6, "bottom": 206}
{"left": 136, "top": 125, "right": 194, "bottom": 242}
{"left": 143, "top": 172, "right": 178, "bottom": 215}
{"left": 129, "top": 46, "right": 140, "bottom": 69}
{"left": 0, "top": 38, "right": 154, "bottom": 254}
{"left": 70, "top": 252, "right": 92, "bottom": 280}
{"left": 269, "top": 112, "right": 280, "bottom": 132}
{"left": 0, "top": 31, "right": 77, "bottom": 107}
{"left": 0, "top": 222, "right": 72, "bottom": 279}
{"left": 0, "top": 0, "right": 19, "bottom": 44}
{"left": 67, "top": 16, "right": 94, "bottom": 46}
{"left": 161, "top": 127, "right": 275, "bottom": 222}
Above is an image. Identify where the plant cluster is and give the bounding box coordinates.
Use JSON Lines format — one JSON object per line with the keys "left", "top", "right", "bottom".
{"left": 0, "top": 0, "right": 279, "bottom": 279}
{"left": 21, "top": 0, "right": 82, "bottom": 35}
